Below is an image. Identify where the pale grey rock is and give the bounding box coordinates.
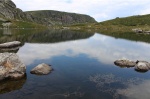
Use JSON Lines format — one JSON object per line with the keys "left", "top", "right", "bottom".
{"left": 0, "top": 41, "right": 21, "bottom": 48}
{"left": 114, "top": 59, "right": 136, "bottom": 67}
{"left": 135, "top": 61, "right": 150, "bottom": 72}
{"left": 30, "top": 63, "right": 53, "bottom": 75}
{"left": 0, "top": 53, "right": 26, "bottom": 80}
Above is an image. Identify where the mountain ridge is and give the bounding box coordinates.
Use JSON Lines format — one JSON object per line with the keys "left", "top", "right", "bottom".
{"left": 0, "top": 0, "right": 96, "bottom": 28}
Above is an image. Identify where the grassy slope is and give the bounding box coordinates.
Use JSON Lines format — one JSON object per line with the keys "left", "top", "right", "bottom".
{"left": 0, "top": 17, "right": 47, "bottom": 29}
{"left": 69, "top": 14, "right": 150, "bottom": 33}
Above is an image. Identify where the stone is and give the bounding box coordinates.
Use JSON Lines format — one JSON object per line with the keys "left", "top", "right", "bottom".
{"left": 135, "top": 60, "right": 150, "bottom": 72}
{"left": 0, "top": 53, "right": 26, "bottom": 80}
{"left": 132, "top": 28, "right": 143, "bottom": 33}
{"left": 30, "top": 63, "right": 53, "bottom": 75}
{"left": 0, "top": 41, "right": 21, "bottom": 48}
{"left": 114, "top": 59, "right": 136, "bottom": 67}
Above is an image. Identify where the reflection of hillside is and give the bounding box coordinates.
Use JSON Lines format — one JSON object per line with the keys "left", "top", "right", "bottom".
{"left": 0, "top": 77, "right": 26, "bottom": 94}
{"left": 0, "top": 29, "right": 94, "bottom": 43}
{"left": 99, "top": 32, "right": 150, "bottom": 43}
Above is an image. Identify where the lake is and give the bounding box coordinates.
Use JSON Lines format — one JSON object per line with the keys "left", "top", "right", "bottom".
{"left": 0, "top": 29, "right": 150, "bottom": 99}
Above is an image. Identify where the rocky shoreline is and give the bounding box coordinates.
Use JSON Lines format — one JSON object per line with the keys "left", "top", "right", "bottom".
{"left": 114, "top": 59, "right": 150, "bottom": 72}
{"left": 0, "top": 41, "right": 53, "bottom": 81}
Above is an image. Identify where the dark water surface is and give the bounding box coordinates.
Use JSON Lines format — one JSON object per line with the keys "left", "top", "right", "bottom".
{"left": 0, "top": 29, "right": 150, "bottom": 99}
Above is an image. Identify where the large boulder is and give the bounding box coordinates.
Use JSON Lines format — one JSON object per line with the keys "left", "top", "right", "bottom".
{"left": 135, "top": 61, "right": 150, "bottom": 72}
{"left": 0, "top": 41, "right": 21, "bottom": 48}
{"left": 0, "top": 53, "right": 26, "bottom": 80}
{"left": 30, "top": 63, "right": 53, "bottom": 75}
{"left": 114, "top": 59, "right": 136, "bottom": 67}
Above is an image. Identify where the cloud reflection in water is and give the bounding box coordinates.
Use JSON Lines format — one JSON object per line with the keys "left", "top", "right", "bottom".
{"left": 17, "top": 33, "right": 150, "bottom": 66}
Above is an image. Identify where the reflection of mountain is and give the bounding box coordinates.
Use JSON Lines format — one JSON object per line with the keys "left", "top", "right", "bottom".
{"left": 0, "top": 77, "right": 26, "bottom": 94}
{"left": 0, "top": 29, "right": 94, "bottom": 43}
{"left": 99, "top": 32, "right": 150, "bottom": 43}
{"left": 17, "top": 33, "right": 150, "bottom": 66}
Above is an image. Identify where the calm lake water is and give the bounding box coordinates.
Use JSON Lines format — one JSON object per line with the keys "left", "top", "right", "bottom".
{"left": 0, "top": 29, "right": 150, "bottom": 99}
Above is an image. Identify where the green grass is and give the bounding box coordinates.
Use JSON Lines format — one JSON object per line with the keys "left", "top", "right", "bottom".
{"left": 11, "top": 20, "right": 47, "bottom": 28}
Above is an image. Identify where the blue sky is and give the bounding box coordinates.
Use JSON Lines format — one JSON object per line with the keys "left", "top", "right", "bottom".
{"left": 12, "top": 0, "right": 150, "bottom": 22}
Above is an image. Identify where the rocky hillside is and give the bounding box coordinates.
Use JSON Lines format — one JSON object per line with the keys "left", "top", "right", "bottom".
{"left": 0, "top": 0, "right": 32, "bottom": 20}
{"left": 25, "top": 10, "right": 96, "bottom": 25}
{"left": 0, "top": 0, "right": 96, "bottom": 27}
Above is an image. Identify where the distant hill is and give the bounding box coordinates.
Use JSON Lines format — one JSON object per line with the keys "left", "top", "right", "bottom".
{"left": 100, "top": 15, "right": 150, "bottom": 26}
{"left": 0, "top": 0, "right": 96, "bottom": 28}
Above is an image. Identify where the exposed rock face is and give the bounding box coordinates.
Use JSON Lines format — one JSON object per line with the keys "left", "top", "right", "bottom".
{"left": 26, "top": 10, "right": 97, "bottom": 25}
{"left": 30, "top": 63, "right": 53, "bottom": 75}
{"left": 135, "top": 61, "right": 150, "bottom": 72}
{"left": 0, "top": 53, "right": 26, "bottom": 80}
{"left": 0, "top": 41, "right": 21, "bottom": 48}
{"left": 114, "top": 59, "right": 136, "bottom": 67}
{"left": 0, "top": 0, "right": 28, "bottom": 20}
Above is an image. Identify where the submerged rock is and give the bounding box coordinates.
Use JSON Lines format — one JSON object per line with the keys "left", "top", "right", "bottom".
{"left": 0, "top": 53, "right": 26, "bottom": 80}
{"left": 0, "top": 41, "right": 21, "bottom": 48}
{"left": 135, "top": 60, "right": 150, "bottom": 72}
{"left": 30, "top": 63, "right": 53, "bottom": 75}
{"left": 114, "top": 59, "right": 136, "bottom": 67}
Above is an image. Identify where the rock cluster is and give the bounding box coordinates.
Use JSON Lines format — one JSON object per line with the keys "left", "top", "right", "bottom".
{"left": 132, "top": 28, "right": 150, "bottom": 34}
{"left": 114, "top": 59, "right": 150, "bottom": 72}
{"left": 0, "top": 41, "right": 53, "bottom": 81}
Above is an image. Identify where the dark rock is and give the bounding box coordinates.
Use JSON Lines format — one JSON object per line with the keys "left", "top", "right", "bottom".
{"left": 0, "top": 41, "right": 21, "bottom": 48}
{"left": 0, "top": 77, "right": 26, "bottom": 94}
{"left": 114, "top": 59, "right": 136, "bottom": 67}
{"left": 30, "top": 63, "right": 53, "bottom": 75}
{"left": 0, "top": 46, "right": 20, "bottom": 53}
{"left": 135, "top": 60, "right": 150, "bottom": 72}
{"left": 0, "top": 53, "right": 26, "bottom": 80}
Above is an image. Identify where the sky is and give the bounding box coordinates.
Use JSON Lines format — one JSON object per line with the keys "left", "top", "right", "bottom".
{"left": 11, "top": 0, "right": 150, "bottom": 22}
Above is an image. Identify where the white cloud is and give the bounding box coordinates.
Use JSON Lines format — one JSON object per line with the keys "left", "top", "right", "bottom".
{"left": 139, "top": 8, "right": 150, "bottom": 15}
{"left": 17, "top": 33, "right": 150, "bottom": 66}
{"left": 117, "top": 80, "right": 150, "bottom": 99}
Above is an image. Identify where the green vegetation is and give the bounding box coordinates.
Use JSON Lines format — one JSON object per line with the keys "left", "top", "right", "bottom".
{"left": 101, "top": 15, "right": 150, "bottom": 26}
{"left": 11, "top": 20, "right": 46, "bottom": 28}
{"left": 68, "top": 14, "right": 150, "bottom": 34}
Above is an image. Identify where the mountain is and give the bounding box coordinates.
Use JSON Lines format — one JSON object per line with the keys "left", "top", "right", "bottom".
{"left": 25, "top": 10, "right": 96, "bottom": 26}
{"left": 0, "top": 0, "right": 96, "bottom": 28}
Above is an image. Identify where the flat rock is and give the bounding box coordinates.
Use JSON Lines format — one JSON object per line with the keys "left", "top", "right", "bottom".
{"left": 0, "top": 41, "right": 21, "bottom": 48}
{"left": 30, "top": 63, "right": 53, "bottom": 75}
{"left": 114, "top": 59, "right": 136, "bottom": 67}
{"left": 135, "top": 61, "right": 150, "bottom": 72}
{"left": 0, "top": 53, "right": 26, "bottom": 80}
